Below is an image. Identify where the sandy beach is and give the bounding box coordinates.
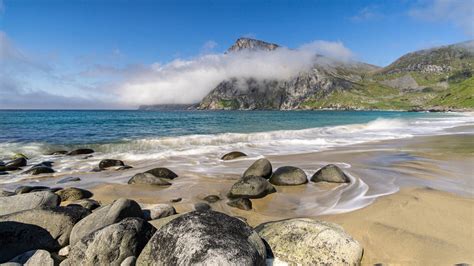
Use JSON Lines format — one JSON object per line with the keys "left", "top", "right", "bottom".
{"left": 87, "top": 131, "right": 474, "bottom": 265}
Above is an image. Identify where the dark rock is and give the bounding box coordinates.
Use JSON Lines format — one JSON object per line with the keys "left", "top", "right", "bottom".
{"left": 0, "top": 206, "right": 90, "bottom": 262}
{"left": 203, "top": 195, "right": 221, "bottom": 203}
{"left": 144, "top": 167, "right": 178, "bottom": 179}
{"left": 15, "top": 186, "right": 51, "bottom": 194}
{"left": 0, "top": 191, "right": 60, "bottom": 216}
{"left": 33, "top": 161, "right": 54, "bottom": 168}
{"left": 170, "top": 198, "right": 182, "bottom": 203}
{"left": 57, "top": 176, "right": 81, "bottom": 184}
{"left": 49, "top": 150, "right": 68, "bottom": 155}
{"left": 63, "top": 218, "right": 155, "bottom": 266}
{"left": 255, "top": 218, "right": 363, "bottom": 264}
{"left": 269, "top": 166, "right": 308, "bottom": 186}
{"left": 0, "top": 171, "right": 8, "bottom": 175}
{"left": 0, "top": 190, "right": 15, "bottom": 197}
{"left": 311, "top": 164, "right": 350, "bottom": 183}
{"left": 221, "top": 151, "right": 247, "bottom": 160}
{"left": 5, "top": 158, "right": 27, "bottom": 168}
{"left": 128, "top": 173, "right": 172, "bottom": 186}
{"left": 67, "top": 149, "right": 94, "bottom": 156}
{"left": 227, "top": 198, "right": 252, "bottom": 210}
{"left": 243, "top": 158, "right": 273, "bottom": 179}
{"left": 117, "top": 165, "right": 133, "bottom": 171}
{"left": 99, "top": 159, "right": 125, "bottom": 170}
{"left": 82, "top": 155, "right": 93, "bottom": 159}
{"left": 69, "top": 198, "right": 144, "bottom": 245}
{"left": 228, "top": 176, "right": 276, "bottom": 199}
{"left": 136, "top": 211, "right": 266, "bottom": 265}
{"left": 22, "top": 166, "right": 55, "bottom": 175}
{"left": 68, "top": 199, "right": 101, "bottom": 211}
{"left": 194, "top": 202, "right": 211, "bottom": 212}
{"left": 56, "top": 187, "right": 93, "bottom": 202}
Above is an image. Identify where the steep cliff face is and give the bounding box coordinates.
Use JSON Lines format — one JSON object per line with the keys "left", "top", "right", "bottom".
{"left": 227, "top": 38, "right": 279, "bottom": 53}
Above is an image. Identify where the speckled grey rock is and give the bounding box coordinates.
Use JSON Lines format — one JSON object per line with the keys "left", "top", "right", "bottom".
{"left": 269, "top": 166, "right": 308, "bottom": 186}
{"left": 55, "top": 187, "right": 93, "bottom": 202}
{"left": 144, "top": 168, "right": 178, "bottom": 179}
{"left": 311, "top": 164, "right": 351, "bottom": 183}
{"left": 128, "top": 173, "right": 171, "bottom": 186}
{"left": 228, "top": 176, "right": 276, "bottom": 199}
{"left": 141, "top": 203, "right": 176, "bottom": 220}
{"left": 0, "top": 191, "right": 60, "bottom": 216}
{"left": 256, "top": 218, "right": 363, "bottom": 264}
{"left": 69, "top": 198, "right": 143, "bottom": 245}
{"left": 137, "top": 211, "right": 266, "bottom": 265}
{"left": 0, "top": 206, "right": 89, "bottom": 262}
{"left": 68, "top": 199, "right": 100, "bottom": 211}
{"left": 221, "top": 151, "right": 247, "bottom": 160}
{"left": 227, "top": 198, "right": 252, "bottom": 210}
{"left": 194, "top": 202, "right": 211, "bottom": 211}
{"left": 243, "top": 158, "right": 273, "bottom": 179}
{"left": 63, "top": 218, "right": 155, "bottom": 266}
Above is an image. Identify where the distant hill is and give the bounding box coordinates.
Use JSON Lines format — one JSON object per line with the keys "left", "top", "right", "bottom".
{"left": 141, "top": 38, "right": 474, "bottom": 111}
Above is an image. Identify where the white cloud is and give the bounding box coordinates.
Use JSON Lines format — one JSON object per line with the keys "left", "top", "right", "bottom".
{"left": 409, "top": 0, "right": 474, "bottom": 36}
{"left": 350, "top": 6, "right": 383, "bottom": 22}
{"left": 117, "top": 40, "right": 355, "bottom": 106}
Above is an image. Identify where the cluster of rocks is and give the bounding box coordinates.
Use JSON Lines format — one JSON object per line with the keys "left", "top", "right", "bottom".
{"left": 0, "top": 189, "right": 363, "bottom": 265}
{"left": 219, "top": 152, "right": 351, "bottom": 211}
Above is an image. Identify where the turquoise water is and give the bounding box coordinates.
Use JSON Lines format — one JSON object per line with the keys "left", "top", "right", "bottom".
{"left": 0, "top": 110, "right": 440, "bottom": 145}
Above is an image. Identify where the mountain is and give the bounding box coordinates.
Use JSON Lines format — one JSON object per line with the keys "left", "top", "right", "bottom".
{"left": 198, "top": 38, "right": 474, "bottom": 111}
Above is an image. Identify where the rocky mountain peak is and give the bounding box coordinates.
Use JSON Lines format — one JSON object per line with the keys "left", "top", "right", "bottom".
{"left": 227, "top": 38, "right": 280, "bottom": 53}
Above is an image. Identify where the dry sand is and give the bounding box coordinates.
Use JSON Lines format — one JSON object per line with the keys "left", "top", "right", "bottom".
{"left": 90, "top": 133, "right": 474, "bottom": 265}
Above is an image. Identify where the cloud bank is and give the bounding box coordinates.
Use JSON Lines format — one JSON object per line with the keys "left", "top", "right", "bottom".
{"left": 117, "top": 40, "right": 354, "bottom": 106}
{"left": 410, "top": 0, "right": 474, "bottom": 36}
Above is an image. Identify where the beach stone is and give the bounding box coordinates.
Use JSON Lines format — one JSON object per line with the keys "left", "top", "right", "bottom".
{"left": 99, "top": 159, "right": 125, "bottom": 169}
{"left": 68, "top": 199, "right": 101, "bottom": 211}
{"left": 243, "top": 158, "right": 273, "bottom": 179}
{"left": 194, "top": 202, "right": 211, "bottom": 211}
{"left": 144, "top": 167, "right": 178, "bottom": 179}
{"left": 8, "top": 249, "right": 54, "bottom": 266}
{"left": 128, "top": 173, "right": 172, "bottom": 186}
{"left": 57, "top": 176, "right": 81, "bottom": 184}
{"left": 0, "top": 190, "right": 15, "bottom": 197}
{"left": 22, "top": 166, "right": 55, "bottom": 175}
{"left": 228, "top": 176, "right": 276, "bottom": 199}
{"left": 5, "top": 158, "right": 27, "bottom": 168}
{"left": 227, "top": 198, "right": 252, "bottom": 210}
{"left": 203, "top": 195, "right": 221, "bottom": 203}
{"left": 221, "top": 151, "right": 247, "bottom": 160}
{"left": 67, "top": 148, "right": 94, "bottom": 156}
{"left": 170, "top": 198, "right": 182, "bottom": 203}
{"left": 0, "top": 191, "right": 60, "bottom": 216}
{"left": 55, "top": 187, "right": 93, "bottom": 202}
{"left": 120, "top": 256, "right": 137, "bottom": 266}
{"left": 269, "top": 166, "right": 308, "bottom": 186}
{"left": 141, "top": 203, "right": 176, "bottom": 220}
{"left": 58, "top": 246, "right": 70, "bottom": 256}
{"left": 256, "top": 218, "right": 363, "bottom": 265}
{"left": 15, "top": 185, "right": 52, "bottom": 194}
{"left": 49, "top": 150, "right": 68, "bottom": 155}
{"left": 63, "top": 218, "right": 155, "bottom": 266}
{"left": 33, "top": 161, "right": 53, "bottom": 168}
{"left": 136, "top": 211, "right": 266, "bottom": 265}
{"left": 311, "top": 164, "right": 350, "bottom": 183}
{"left": 69, "top": 198, "right": 144, "bottom": 245}
{"left": 0, "top": 206, "right": 90, "bottom": 262}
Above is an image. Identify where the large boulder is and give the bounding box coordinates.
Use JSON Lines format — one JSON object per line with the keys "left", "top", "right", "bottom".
{"left": 256, "top": 218, "right": 363, "bottom": 264}
{"left": 0, "top": 206, "right": 90, "bottom": 262}
{"left": 69, "top": 198, "right": 143, "bottom": 245}
{"left": 269, "top": 166, "right": 308, "bottom": 186}
{"left": 62, "top": 218, "right": 155, "bottom": 266}
{"left": 99, "top": 159, "right": 125, "bottom": 170}
{"left": 0, "top": 191, "right": 60, "bottom": 216}
{"left": 228, "top": 176, "right": 276, "bottom": 199}
{"left": 128, "top": 173, "right": 171, "bottom": 186}
{"left": 311, "top": 164, "right": 351, "bottom": 183}
{"left": 221, "top": 151, "right": 247, "bottom": 160}
{"left": 243, "top": 158, "right": 272, "bottom": 179}
{"left": 137, "top": 211, "right": 266, "bottom": 265}
{"left": 144, "top": 168, "right": 178, "bottom": 179}
{"left": 55, "top": 187, "right": 93, "bottom": 202}
{"left": 67, "top": 149, "right": 94, "bottom": 156}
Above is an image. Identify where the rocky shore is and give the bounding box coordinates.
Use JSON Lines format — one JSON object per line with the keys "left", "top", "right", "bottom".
{"left": 0, "top": 150, "right": 363, "bottom": 265}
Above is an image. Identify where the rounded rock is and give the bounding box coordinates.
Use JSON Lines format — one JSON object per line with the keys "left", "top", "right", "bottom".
{"left": 269, "top": 166, "right": 308, "bottom": 186}
{"left": 243, "top": 158, "right": 272, "bottom": 179}
{"left": 99, "top": 159, "right": 125, "bottom": 170}
{"left": 128, "top": 173, "right": 172, "bottom": 186}
{"left": 144, "top": 168, "right": 178, "bottom": 179}
{"left": 221, "top": 151, "right": 247, "bottom": 161}
{"left": 311, "top": 164, "right": 350, "bottom": 183}
{"left": 228, "top": 176, "right": 276, "bottom": 199}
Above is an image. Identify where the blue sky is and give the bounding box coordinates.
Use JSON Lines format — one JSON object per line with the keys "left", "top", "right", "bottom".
{"left": 0, "top": 0, "right": 473, "bottom": 109}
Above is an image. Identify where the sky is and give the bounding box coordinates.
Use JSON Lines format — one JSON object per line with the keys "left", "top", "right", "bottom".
{"left": 0, "top": 0, "right": 473, "bottom": 109}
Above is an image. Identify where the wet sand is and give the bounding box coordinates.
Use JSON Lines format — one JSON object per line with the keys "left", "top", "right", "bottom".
{"left": 87, "top": 132, "right": 474, "bottom": 264}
